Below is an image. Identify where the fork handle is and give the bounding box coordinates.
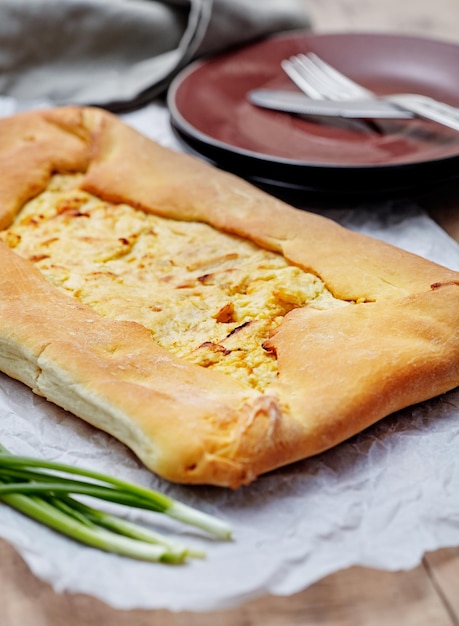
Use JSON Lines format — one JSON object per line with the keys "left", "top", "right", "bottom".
{"left": 387, "top": 95, "right": 459, "bottom": 132}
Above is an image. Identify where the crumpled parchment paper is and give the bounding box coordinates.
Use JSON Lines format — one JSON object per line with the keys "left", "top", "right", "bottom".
{"left": 0, "top": 101, "right": 458, "bottom": 612}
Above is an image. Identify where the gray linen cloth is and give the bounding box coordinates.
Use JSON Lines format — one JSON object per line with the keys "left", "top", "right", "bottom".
{"left": 0, "top": 0, "right": 310, "bottom": 110}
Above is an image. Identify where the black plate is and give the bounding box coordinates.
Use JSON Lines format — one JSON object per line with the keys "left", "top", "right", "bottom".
{"left": 168, "top": 31, "right": 459, "bottom": 196}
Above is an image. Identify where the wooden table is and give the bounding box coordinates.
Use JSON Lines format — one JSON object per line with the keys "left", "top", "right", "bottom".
{"left": 2, "top": 2, "right": 459, "bottom": 624}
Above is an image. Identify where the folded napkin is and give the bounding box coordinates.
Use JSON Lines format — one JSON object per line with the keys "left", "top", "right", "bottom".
{"left": 0, "top": 0, "right": 310, "bottom": 111}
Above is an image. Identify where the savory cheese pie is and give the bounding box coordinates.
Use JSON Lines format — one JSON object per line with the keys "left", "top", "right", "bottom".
{"left": 0, "top": 107, "right": 458, "bottom": 487}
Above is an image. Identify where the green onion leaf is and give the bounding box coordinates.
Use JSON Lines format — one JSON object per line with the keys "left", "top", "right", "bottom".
{"left": 0, "top": 443, "right": 231, "bottom": 562}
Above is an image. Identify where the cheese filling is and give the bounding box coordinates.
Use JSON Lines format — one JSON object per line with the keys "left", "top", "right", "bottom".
{"left": 1, "top": 174, "right": 345, "bottom": 391}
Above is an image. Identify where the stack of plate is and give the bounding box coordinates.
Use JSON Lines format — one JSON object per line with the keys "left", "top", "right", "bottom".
{"left": 168, "top": 32, "right": 459, "bottom": 198}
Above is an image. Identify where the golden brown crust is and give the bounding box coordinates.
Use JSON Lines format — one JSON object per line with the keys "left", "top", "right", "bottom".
{"left": 264, "top": 283, "right": 459, "bottom": 460}
{"left": 0, "top": 108, "right": 91, "bottom": 230}
{"left": 0, "top": 106, "right": 458, "bottom": 487}
{"left": 0, "top": 242, "right": 294, "bottom": 487}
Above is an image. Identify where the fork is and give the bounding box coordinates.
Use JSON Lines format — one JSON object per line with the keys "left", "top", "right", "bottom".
{"left": 281, "top": 53, "right": 459, "bottom": 131}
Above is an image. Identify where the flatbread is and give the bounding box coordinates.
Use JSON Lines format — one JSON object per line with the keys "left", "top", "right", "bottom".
{"left": 0, "top": 106, "right": 458, "bottom": 487}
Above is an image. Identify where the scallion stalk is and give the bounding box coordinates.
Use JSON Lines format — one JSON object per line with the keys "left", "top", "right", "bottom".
{"left": 0, "top": 444, "right": 231, "bottom": 562}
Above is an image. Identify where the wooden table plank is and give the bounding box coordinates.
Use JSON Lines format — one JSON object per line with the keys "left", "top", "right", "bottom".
{"left": 419, "top": 181, "right": 459, "bottom": 243}
{"left": 301, "top": 0, "right": 459, "bottom": 42}
{"left": 1, "top": 537, "right": 458, "bottom": 626}
{"left": 425, "top": 547, "right": 459, "bottom": 622}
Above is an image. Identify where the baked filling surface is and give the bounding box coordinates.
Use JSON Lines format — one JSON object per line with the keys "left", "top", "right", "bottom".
{"left": 0, "top": 174, "right": 345, "bottom": 391}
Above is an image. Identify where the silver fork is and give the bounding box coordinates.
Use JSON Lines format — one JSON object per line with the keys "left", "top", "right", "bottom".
{"left": 281, "top": 53, "right": 459, "bottom": 132}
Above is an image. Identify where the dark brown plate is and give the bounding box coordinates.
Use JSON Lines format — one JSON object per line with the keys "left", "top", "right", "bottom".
{"left": 167, "top": 31, "right": 459, "bottom": 195}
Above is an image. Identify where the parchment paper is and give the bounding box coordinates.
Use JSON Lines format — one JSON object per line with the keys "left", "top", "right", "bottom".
{"left": 0, "top": 101, "right": 458, "bottom": 612}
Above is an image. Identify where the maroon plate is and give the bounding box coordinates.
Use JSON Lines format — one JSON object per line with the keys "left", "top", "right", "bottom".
{"left": 168, "top": 31, "right": 459, "bottom": 194}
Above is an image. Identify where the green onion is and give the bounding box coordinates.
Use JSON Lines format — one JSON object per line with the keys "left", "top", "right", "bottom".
{"left": 0, "top": 444, "right": 231, "bottom": 562}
